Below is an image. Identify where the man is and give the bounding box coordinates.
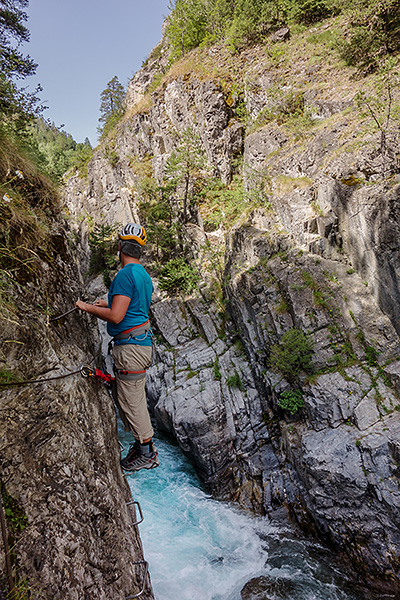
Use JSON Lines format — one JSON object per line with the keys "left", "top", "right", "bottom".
{"left": 75, "top": 223, "right": 158, "bottom": 472}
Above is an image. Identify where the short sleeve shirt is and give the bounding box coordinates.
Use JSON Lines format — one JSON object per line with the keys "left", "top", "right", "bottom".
{"left": 107, "top": 263, "right": 153, "bottom": 346}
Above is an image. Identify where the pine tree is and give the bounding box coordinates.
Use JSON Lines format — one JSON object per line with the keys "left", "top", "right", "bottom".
{"left": 0, "top": 0, "right": 36, "bottom": 78}
{"left": 98, "top": 76, "right": 125, "bottom": 138}
{"left": 0, "top": 0, "right": 41, "bottom": 128}
{"left": 165, "top": 128, "right": 206, "bottom": 223}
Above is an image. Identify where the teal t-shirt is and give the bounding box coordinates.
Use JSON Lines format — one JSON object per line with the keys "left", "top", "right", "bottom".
{"left": 107, "top": 263, "right": 153, "bottom": 346}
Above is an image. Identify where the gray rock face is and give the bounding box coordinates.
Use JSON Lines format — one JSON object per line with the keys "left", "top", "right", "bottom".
{"left": 0, "top": 231, "right": 153, "bottom": 599}
{"left": 146, "top": 294, "right": 275, "bottom": 512}
{"left": 62, "top": 34, "right": 400, "bottom": 592}
{"left": 224, "top": 232, "right": 400, "bottom": 586}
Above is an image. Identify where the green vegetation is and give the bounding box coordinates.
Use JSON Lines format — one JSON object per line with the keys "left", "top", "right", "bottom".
{"left": 0, "top": 1, "right": 92, "bottom": 319}
{"left": 166, "top": 0, "right": 337, "bottom": 57}
{"left": 164, "top": 127, "right": 206, "bottom": 223}
{"left": 355, "top": 58, "right": 400, "bottom": 177}
{"left": 269, "top": 328, "right": 314, "bottom": 382}
{"left": 0, "top": 365, "right": 20, "bottom": 384}
{"left": 336, "top": 0, "right": 400, "bottom": 70}
{"left": 0, "top": 129, "right": 60, "bottom": 288}
{"left": 0, "top": 0, "right": 42, "bottom": 132}
{"left": 98, "top": 75, "right": 125, "bottom": 139}
{"left": 226, "top": 370, "right": 243, "bottom": 389}
{"left": 198, "top": 175, "right": 248, "bottom": 230}
{"left": 278, "top": 389, "right": 305, "bottom": 414}
{"left": 88, "top": 223, "right": 120, "bottom": 287}
{"left": 29, "top": 119, "right": 93, "bottom": 181}
{"left": 1, "top": 488, "right": 29, "bottom": 532}
{"left": 164, "top": 0, "right": 400, "bottom": 87}
{"left": 135, "top": 128, "right": 208, "bottom": 292}
{"left": 140, "top": 188, "right": 178, "bottom": 261}
{"left": 158, "top": 257, "right": 200, "bottom": 294}
{"left": 248, "top": 88, "right": 315, "bottom": 136}
{"left": 213, "top": 359, "right": 222, "bottom": 380}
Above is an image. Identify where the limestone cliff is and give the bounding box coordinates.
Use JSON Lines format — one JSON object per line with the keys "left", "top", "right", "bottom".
{"left": 63, "top": 20, "right": 400, "bottom": 593}
{"left": 0, "top": 199, "right": 154, "bottom": 598}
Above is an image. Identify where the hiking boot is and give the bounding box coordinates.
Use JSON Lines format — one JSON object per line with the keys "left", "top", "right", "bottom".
{"left": 120, "top": 441, "right": 141, "bottom": 470}
{"left": 121, "top": 449, "right": 159, "bottom": 472}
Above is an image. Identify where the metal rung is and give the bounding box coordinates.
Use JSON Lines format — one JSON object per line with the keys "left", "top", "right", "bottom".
{"left": 125, "top": 560, "right": 149, "bottom": 599}
{"left": 126, "top": 500, "right": 144, "bottom": 526}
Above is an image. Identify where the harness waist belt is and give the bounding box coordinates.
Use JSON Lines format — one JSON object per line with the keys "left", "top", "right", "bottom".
{"left": 113, "top": 319, "right": 150, "bottom": 341}
{"left": 116, "top": 369, "right": 146, "bottom": 381}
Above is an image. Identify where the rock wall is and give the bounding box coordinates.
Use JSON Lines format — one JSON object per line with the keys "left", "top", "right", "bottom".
{"left": 62, "top": 32, "right": 400, "bottom": 592}
{"left": 0, "top": 224, "right": 154, "bottom": 599}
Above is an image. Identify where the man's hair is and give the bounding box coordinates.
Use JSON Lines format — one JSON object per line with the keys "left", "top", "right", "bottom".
{"left": 120, "top": 240, "right": 142, "bottom": 259}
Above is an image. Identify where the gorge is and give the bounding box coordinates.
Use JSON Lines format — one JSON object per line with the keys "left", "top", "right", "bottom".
{"left": 2, "top": 9, "right": 400, "bottom": 600}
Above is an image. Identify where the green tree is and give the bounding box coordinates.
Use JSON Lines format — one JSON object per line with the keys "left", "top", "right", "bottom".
{"left": 28, "top": 119, "right": 93, "bottom": 181}
{"left": 204, "top": 0, "right": 235, "bottom": 43}
{"left": 88, "top": 223, "right": 120, "bottom": 287}
{"left": 0, "top": 0, "right": 36, "bottom": 79}
{"left": 165, "top": 0, "right": 208, "bottom": 59}
{"left": 158, "top": 256, "right": 200, "bottom": 294}
{"left": 140, "top": 181, "right": 179, "bottom": 261}
{"left": 284, "top": 0, "right": 335, "bottom": 25}
{"left": 165, "top": 127, "right": 206, "bottom": 223}
{"left": 0, "top": 0, "right": 42, "bottom": 130}
{"left": 98, "top": 76, "right": 125, "bottom": 138}
{"left": 355, "top": 57, "right": 400, "bottom": 177}
{"left": 336, "top": 0, "right": 400, "bottom": 69}
{"left": 227, "top": 0, "right": 284, "bottom": 50}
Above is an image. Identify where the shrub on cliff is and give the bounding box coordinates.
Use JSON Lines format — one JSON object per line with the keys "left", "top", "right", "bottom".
{"left": 158, "top": 257, "right": 200, "bottom": 294}
{"left": 278, "top": 389, "right": 305, "bottom": 414}
{"left": 269, "top": 328, "right": 314, "bottom": 382}
{"left": 88, "top": 223, "right": 120, "bottom": 287}
{"left": 336, "top": 0, "right": 400, "bottom": 70}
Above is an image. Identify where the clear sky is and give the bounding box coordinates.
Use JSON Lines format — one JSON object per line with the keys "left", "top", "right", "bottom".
{"left": 24, "top": 0, "right": 171, "bottom": 146}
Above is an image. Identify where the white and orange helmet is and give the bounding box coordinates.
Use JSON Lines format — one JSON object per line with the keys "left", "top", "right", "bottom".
{"left": 118, "top": 223, "right": 147, "bottom": 246}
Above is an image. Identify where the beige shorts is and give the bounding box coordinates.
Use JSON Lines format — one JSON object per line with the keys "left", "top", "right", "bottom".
{"left": 113, "top": 344, "right": 154, "bottom": 443}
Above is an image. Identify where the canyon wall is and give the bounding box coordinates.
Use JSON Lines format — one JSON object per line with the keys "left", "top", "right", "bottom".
{"left": 63, "top": 31, "right": 400, "bottom": 592}
{"left": 0, "top": 222, "right": 154, "bottom": 599}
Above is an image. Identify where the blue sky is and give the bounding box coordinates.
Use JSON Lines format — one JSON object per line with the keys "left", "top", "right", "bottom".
{"left": 25, "top": 0, "right": 171, "bottom": 145}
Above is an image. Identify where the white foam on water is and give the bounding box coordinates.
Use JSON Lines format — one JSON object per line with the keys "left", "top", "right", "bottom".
{"left": 119, "top": 426, "right": 391, "bottom": 600}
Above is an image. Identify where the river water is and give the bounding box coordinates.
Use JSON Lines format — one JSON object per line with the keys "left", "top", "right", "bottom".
{"left": 118, "top": 425, "right": 393, "bottom": 600}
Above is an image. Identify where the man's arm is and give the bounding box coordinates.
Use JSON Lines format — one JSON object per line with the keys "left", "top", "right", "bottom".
{"left": 75, "top": 295, "right": 130, "bottom": 324}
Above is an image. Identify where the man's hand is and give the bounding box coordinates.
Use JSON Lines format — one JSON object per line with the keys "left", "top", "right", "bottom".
{"left": 74, "top": 295, "right": 129, "bottom": 324}
{"left": 75, "top": 300, "right": 87, "bottom": 311}
{"left": 94, "top": 299, "right": 108, "bottom": 308}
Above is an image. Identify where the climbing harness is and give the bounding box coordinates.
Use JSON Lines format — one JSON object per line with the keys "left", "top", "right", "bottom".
{"left": 113, "top": 320, "right": 150, "bottom": 341}
{"left": 116, "top": 369, "right": 147, "bottom": 381}
{"left": 107, "top": 320, "right": 153, "bottom": 382}
{"left": 108, "top": 319, "right": 152, "bottom": 352}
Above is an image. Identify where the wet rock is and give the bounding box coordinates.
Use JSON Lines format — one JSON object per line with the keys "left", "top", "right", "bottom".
{"left": 241, "top": 575, "right": 296, "bottom": 599}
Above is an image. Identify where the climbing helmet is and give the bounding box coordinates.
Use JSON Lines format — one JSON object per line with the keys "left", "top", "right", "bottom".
{"left": 118, "top": 223, "right": 147, "bottom": 246}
